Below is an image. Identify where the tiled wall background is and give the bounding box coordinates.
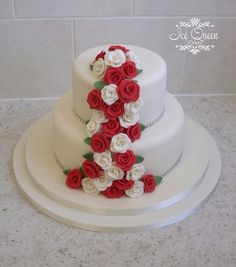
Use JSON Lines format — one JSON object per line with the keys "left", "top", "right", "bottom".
{"left": 0, "top": 0, "right": 236, "bottom": 98}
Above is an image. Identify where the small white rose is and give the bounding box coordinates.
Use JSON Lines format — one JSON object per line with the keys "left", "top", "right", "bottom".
{"left": 86, "top": 118, "right": 100, "bottom": 137}
{"left": 101, "top": 84, "right": 119, "bottom": 105}
{"left": 125, "top": 181, "right": 144, "bottom": 198}
{"left": 126, "top": 50, "right": 141, "bottom": 69}
{"left": 94, "top": 150, "right": 112, "bottom": 170}
{"left": 104, "top": 163, "right": 124, "bottom": 181}
{"left": 124, "top": 98, "right": 144, "bottom": 114}
{"left": 104, "top": 49, "right": 126, "bottom": 67}
{"left": 93, "top": 175, "right": 113, "bottom": 191}
{"left": 110, "top": 133, "right": 131, "bottom": 153}
{"left": 92, "top": 110, "right": 108, "bottom": 124}
{"left": 92, "top": 58, "right": 106, "bottom": 78}
{"left": 126, "top": 163, "right": 146, "bottom": 181}
{"left": 119, "top": 112, "right": 140, "bottom": 128}
{"left": 82, "top": 177, "right": 100, "bottom": 195}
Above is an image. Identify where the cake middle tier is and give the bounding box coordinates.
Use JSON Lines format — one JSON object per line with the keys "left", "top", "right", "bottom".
{"left": 73, "top": 45, "right": 167, "bottom": 126}
{"left": 53, "top": 91, "right": 184, "bottom": 175}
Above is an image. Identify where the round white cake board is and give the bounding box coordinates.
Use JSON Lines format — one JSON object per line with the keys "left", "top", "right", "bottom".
{"left": 13, "top": 114, "right": 221, "bottom": 232}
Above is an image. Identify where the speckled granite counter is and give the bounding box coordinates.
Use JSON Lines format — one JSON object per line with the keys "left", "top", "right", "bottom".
{"left": 0, "top": 95, "right": 235, "bottom": 267}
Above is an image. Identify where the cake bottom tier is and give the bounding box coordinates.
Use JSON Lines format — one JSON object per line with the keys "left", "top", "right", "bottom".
{"left": 53, "top": 91, "right": 184, "bottom": 175}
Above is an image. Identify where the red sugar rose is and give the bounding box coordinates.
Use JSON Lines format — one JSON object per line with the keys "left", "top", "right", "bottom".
{"left": 117, "top": 80, "right": 140, "bottom": 103}
{"left": 104, "top": 67, "right": 125, "bottom": 85}
{"left": 126, "top": 123, "right": 141, "bottom": 142}
{"left": 113, "top": 177, "right": 134, "bottom": 191}
{"left": 66, "top": 168, "right": 82, "bottom": 189}
{"left": 141, "top": 174, "right": 156, "bottom": 193}
{"left": 115, "top": 150, "right": 136, "bottom": 171}
{"left": 102, "top": 119, "right": 124, "bottom": 138}
{"left": 93, "top": 50, "right": 106, "bottom": 62}
{"left": 104, "top": 100, "right": 124, "bottom": 120}
{"left": 102, "top": 184, "right": 124, "bottom": 198}
{"left": 82, "top": 160, "right": 101, "bottom": 179}
{"left": 90, "top": 133, "right": 109, "bottom": 153}
{"left": 87, "top": 89, "right": 106, "bottom": 110}
{"left": 122, "top": 61, "right": 138, "bottom": 79}
{"left": 108, "top": 45, "right": 129, "bottom": 53}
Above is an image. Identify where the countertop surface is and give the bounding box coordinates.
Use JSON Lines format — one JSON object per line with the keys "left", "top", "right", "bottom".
{"left": 0, "top": 95, "right": 236, "bottom": 267}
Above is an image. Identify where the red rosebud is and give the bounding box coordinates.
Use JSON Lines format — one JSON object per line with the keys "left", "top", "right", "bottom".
{"left": 102, "top": 119, "right": 124, "bottom": 138}
{"left": 87, "top": 89, "right": 106, "bottom": 110}
{"left": 90, "top": 133, "right": 109, "bottom": 153}
{"left": 117, "top": 80, "right": 140, "bottom": 103}
{"left": 104, "top": 67, "right": 125, "bottom": 85}
{"left": 115, "top": 150, "right": 136, "bottom": 171}
{"left": 104, "top": 100, "right": 124, "bottom": 120}
{"left": 108, "top": 45, "right": 129, "bottom": 53}
{"left": 82, "top": 160, "right": 101, "bottom": 179}
{"left": 141, "top": 174, "right": 156, "bottom": 193}
{"left": 102, "top": 184, "right": 124, "bottom": 198}
{"left": 126, "top": 123, "right": 141, "bottom": 142}
{"left": 93, "top": 50, "right": 106, "bottom": 63}
{"left": 113, "top": 177, "right": 134, "bottom": 191}
{"left": 66, "top": 168, "right": 82, "bottom": 189}
{"left": 122, "top": 61, "right": 138, "bottom": 79}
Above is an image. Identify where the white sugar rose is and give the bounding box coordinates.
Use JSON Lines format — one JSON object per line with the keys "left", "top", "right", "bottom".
{"left": 92, "top": 110, "right": 108, "bottom": 124}
{"left": 92, "top": 58, "right": 106, "bottom": 78}
{"left": 126, "top": 50, "right": 141, "bottom": 69}
{"left": 104, "top": 163, "right": 124, "bottom": 181}
{"left": 119, "top": 112, "right": 140, "bottom": 128}
{"left": 125, "top": 181, "right": 144, "bottom": 198}
{"left": 104, "top": 49, "right": 126, "bottom": 67}
{"left": 93, "top": 175, "right": 112, "bottom": 191}
{"left": 126, "top": 163, "right": 146, "bottom": 181}
{"left": 82, "top": 177, "right": 100, "bottom": 195}
{"left": 101, "top": 84, "right": 118, "bottom": 105}
{"left": 94, "top": 150, "right": 112, "bottom": 170}
{"left": 110, "top": 133, "right": 131, "bottom": 153}
{"left": 86, "top": 118, "right": 100, "bottom": 137}
{"left": 124, "top": 98, "right": 144, "bottom": 114}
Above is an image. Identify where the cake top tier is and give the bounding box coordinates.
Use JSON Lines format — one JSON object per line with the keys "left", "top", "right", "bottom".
{"left": 74, "top": 44, "right": 166, "bottom": 88}
{"left": 73, "top": 44, "right": 167, "bottom": 125}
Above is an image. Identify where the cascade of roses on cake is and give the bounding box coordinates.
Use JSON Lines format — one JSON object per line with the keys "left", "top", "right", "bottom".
{"left": 64, "top": 45, "right": 162, "bottom": 198}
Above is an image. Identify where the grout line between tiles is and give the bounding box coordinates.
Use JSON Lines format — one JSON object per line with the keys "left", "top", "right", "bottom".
{"left": 11, "top": 0, "right": 16, "bottom": 19}
{"left": 131, "top": 0, "right": 134, "bottom": 16}
{"left": 1, "top": 16, "right": 236, "bottom": 22}
{"left": 72, "top": 19, "right": 76, "bottom": 59}
{"left": 1, "top": 93, "right": 236, "bottom": 102}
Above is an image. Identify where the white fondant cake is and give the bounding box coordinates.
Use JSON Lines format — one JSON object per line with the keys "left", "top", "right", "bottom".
{"left": 52, "top": 44, "right": 185, "bottom": 198}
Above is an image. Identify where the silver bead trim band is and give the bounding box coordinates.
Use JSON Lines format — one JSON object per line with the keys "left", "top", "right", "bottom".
{"left": 72, "top": 107, "right": 165, "bottom": 129}
{"left": 161, "top": 153, "right": 182, "bottom": 178}
{"left": 54, "top": 151, "right": 182, "bottom": 178}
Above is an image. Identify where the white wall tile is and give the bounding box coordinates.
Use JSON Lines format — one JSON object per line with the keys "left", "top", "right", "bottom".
{"left": 15, "top": 0, "right": 132, "bottom": 18}
{"left": 134, "top": 0, "right": 236, "bottom": 16}
{"left": 183, "top": 18, "right": 236, "bottom": 94}
{"left": 75, "top": 18, "right": 186, "bottom": 94}
{"left": 0, "top": 20, "right": 73, "bottom": 98}
{"left": 0, "top": 0, "right": 13, "bottom": 18}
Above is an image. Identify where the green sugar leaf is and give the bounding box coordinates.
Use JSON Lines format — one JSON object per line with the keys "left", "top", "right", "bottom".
{"left": 140, "top": 123, "right": 146, "bottom": 132}
{"left": 85, "top": 120, "right": 89, "bottom": 125}
{"left": 94, "top": 80, "right": 107, "bottom": 90}
{"left": 89, "top": 64, "right": 93, "bottom": 71}
{"left": 79, "top": 167, "right": 85, "bottom": 177}
{"left": 83, "top": 152, "right": 94, "bottom": 160}
{"left": 138, "top": 69, "right": 143, "bottom": 74}
{"left": 154, "top": 175, "right": 163, "bottom": 185}
{"left": 136, "top": 155, "right": 144, "bottom": 163}
{"left": 63, "top": 169, "right": 71, "bottom": 176}
{"left": 84, "top": 137, "right": 92, "bottom": 145}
